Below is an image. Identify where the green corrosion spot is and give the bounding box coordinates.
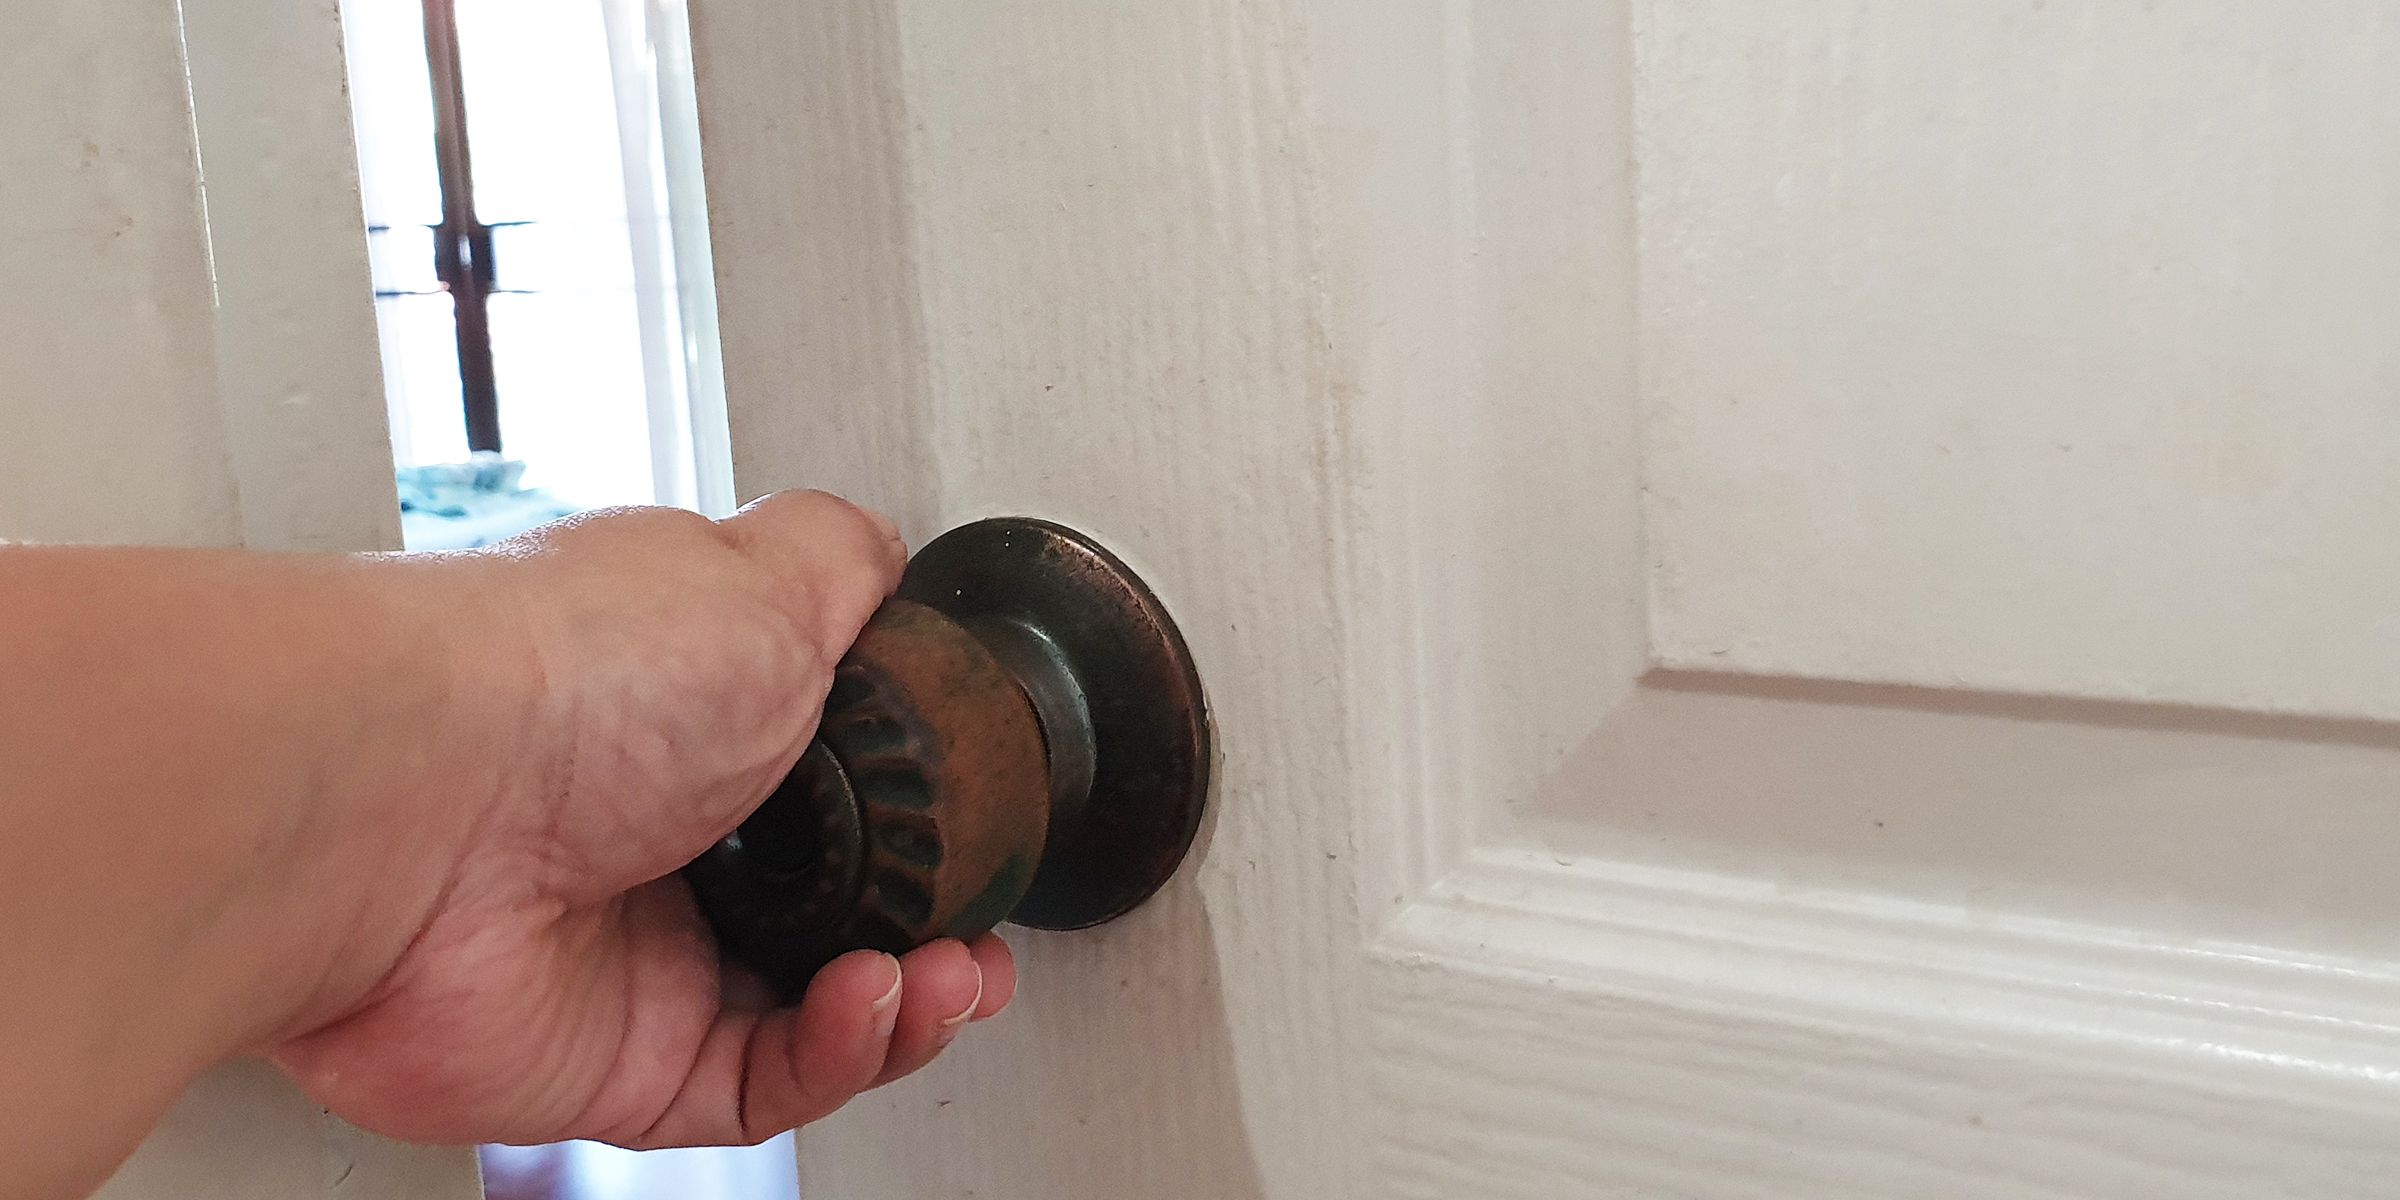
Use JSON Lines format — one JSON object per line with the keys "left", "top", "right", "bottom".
{"left": 943, "top": 853, "right": 1032, "bottom": 939}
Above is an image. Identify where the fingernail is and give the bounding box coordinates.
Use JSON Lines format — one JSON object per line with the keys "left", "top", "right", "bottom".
{"left": 937, "top": 964, "right": 985, "bottom": 1036}
{"left": 870, "top": 954, "right": 903, "bottom": 1039}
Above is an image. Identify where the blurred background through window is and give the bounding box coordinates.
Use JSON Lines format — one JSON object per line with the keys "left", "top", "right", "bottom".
{"left": 346, "top": 0, "right": 734, "bottom": 551}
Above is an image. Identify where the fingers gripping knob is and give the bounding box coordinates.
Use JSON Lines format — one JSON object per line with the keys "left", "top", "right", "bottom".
{"left": 680, "top": 518, "right": 1211, "bottom": 1000}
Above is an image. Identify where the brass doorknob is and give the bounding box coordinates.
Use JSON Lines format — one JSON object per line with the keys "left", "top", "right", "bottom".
{"left": 680, "top": 518, "right": 1210, "bottom": 999}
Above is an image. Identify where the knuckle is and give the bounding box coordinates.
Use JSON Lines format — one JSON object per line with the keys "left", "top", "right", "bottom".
{"left": 738, "top": 491, "right": 893, "bottom": 557}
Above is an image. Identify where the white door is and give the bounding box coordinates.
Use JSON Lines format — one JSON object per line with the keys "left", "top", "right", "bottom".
{"left": 693, "top": 1, "right": 2400, "bottom": 1196}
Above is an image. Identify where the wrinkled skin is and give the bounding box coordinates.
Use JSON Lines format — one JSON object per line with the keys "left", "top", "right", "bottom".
{"left": 269, "top": 492, "right": 1016, "bottom": 1147}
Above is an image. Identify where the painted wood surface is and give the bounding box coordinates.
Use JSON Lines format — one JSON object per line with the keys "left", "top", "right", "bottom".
{"left": 6, "top": 1, "right": 465, "bottom": 1195}
{"left": 184, "top": 0, "right": 403, "bottom": 553}
{"left": 1638, "top": 2, "right": 2400, "bottom": 721}
{"left": 94, "top": 1063, "right": 481, "bottom": 1200}
{"left": 694, "top": 0, "right": 2400, "bottom": 1196}
{"left": 1, "top": 1, "right": 243, "bottom": 546}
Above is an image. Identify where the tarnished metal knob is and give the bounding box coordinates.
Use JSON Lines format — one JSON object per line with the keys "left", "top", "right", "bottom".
{"left": 680, "top": 518, "right": 1210, "bottom": 999}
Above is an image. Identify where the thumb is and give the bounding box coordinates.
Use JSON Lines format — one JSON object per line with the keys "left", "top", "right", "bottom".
{"left": 715, "top": 491, "right": 907, "bottom": 656}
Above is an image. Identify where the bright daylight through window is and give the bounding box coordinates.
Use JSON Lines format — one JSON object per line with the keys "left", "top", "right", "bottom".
{"left": 346, "top": 0, "right": 732, "bottom": 552}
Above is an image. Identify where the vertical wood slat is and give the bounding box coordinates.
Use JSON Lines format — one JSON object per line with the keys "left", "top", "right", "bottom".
{"left": 6, "top": 0, "right": 450, "bottom": 1195}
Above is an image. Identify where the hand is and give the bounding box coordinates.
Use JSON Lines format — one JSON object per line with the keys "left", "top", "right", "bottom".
{"left": 267, "top": 491, "right": 1015, "bottom": 1147}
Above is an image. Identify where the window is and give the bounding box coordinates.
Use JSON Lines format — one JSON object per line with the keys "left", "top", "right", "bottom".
{"left": 347, "top": 0, "right": 733, "bottom": 551}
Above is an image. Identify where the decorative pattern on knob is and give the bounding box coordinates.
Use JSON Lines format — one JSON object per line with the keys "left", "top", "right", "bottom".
{"left": 681, "top": 517, "right": 1210, "bottom": 1001}
{"left": 822, "top": 601, "right": 1050, "bottom": 958}
{"left": 683, "top": 599, "right": 1050, "bottom": 999}
{"left": 679, "top": 741, "right": 864, "bottom": 995}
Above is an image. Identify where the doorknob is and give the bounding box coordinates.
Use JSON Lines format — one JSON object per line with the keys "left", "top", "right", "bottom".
{"left": 680, "top": 518, "right": 1210, "bottom": 999}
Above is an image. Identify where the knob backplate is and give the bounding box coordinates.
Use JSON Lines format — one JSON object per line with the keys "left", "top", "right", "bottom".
{"left": 898, "top": 518, "right": 1210, "bottom": 930}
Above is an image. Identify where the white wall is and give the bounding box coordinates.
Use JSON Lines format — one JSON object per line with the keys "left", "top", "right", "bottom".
{"left": 0, "top": 0, "right": 401, "bottom": 553}
{"left": 1, "top": 3, "right": 244, "bottom": 546}
{"left": 3, "top": 0, "right": 470, "bottom": 1195}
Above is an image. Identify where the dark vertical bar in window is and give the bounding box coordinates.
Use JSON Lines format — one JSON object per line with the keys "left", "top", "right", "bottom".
{"left": 421, "top": 0, "right": 503, "bottom": 454}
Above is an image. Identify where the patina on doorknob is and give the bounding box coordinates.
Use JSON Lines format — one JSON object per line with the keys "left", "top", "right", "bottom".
{"left": 680, "top": 518, "right": 1210, "bottom": 999}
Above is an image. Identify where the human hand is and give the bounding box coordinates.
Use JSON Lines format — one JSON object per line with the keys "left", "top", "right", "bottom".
{"left": 267, "top": 491, "right": 1015, "bottom": 1147}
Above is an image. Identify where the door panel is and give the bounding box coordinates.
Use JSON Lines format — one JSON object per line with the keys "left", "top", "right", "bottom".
{"left": 1639, "top": 2, "right": 2400, "bottom": 719}
{"left": 695, "top": 0, "right": 2400, "bottom": 1195}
